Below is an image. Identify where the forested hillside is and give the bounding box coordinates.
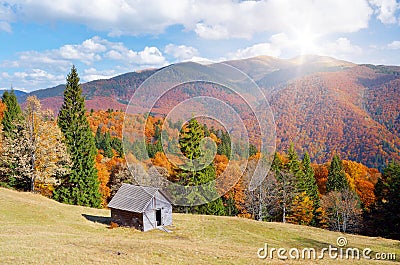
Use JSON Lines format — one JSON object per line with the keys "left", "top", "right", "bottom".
{"left": 14, "top": 56, "right": 400, "bottom": 171}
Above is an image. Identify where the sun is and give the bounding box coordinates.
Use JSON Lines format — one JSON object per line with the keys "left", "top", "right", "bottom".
{"left": 294, "top": 28, "right": 319, "bottom": 55}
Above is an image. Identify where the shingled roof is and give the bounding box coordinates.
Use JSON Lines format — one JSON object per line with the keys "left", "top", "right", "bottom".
{"left": 108, "top": 184, "right": 169, "bottom": 213}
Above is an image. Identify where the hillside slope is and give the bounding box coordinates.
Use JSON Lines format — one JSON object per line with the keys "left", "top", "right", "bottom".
{"left": 266, "top": 65, "right": 400, "bottom": 168}
{"left": 1, "top": 188, "right": 399, "bottom": 264}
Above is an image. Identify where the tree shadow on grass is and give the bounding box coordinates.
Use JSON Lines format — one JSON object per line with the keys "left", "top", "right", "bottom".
{"left": 82, "top": 214, "right": 111, "bottom": 225}
{"left": 296, "top": 238, "right": 332, "bottom": 249}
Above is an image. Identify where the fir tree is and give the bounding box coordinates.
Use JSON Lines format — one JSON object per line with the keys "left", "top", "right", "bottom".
{"left": 286, "top": 142, "right": 301, "bottom": 175}
{"left": 326, "top": 154, "right": 348, "bottom": 193}
{"left": 102, "top": 132, "right": 114, "bottom": 158}
{"left": 177, "top": 118, "right": 225, "bottom": 215}
{"left": 248, "top": 144, "right": 258, "bottom": 157}
{"left": 300, "top": 152, "right": 320, "bottom": 207}
{"left": 179, "top": 118, "right": 203, "bottom": 166}
{"left": 371, "top": 161, "right": 400, "bottom": 240}
{"left": 54, "top": 66, "right": 101, "bottom": 208}
{"left": 110, "top": 137, "right": 123, "bottom": 157}
{"left": 271, "top": 152, "right": 283, "bottom": 173}
{"left": 1, "top": 90, "right": 22, "bottom": 139}
{"left": 95, "top": 126, "right": 102, "bottom": 149}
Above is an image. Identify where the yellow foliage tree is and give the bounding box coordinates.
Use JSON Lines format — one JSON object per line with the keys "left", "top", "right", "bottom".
{"left": 25, "top": 96, "right": 70, "bottom": 193}
{"left": 287, "top": 192, "right": 314, "bottom": 225}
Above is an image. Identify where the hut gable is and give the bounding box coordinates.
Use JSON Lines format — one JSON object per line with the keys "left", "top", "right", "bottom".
{"left": 108, "top": 184, "right": 172, "bottom": 231}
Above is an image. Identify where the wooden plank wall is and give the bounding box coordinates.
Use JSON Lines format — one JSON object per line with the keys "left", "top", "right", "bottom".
{"left": 142, "top": 191, "right": 172, "bottom": 231}
{"left": 111, "top": 208, "right": 144, "bottom": 231}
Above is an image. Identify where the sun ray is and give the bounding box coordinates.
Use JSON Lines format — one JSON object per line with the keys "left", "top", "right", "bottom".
{"left": 294, "top": 27, "right": 319, "bottom": 55}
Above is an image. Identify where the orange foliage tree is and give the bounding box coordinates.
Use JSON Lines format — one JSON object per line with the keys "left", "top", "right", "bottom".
{"left": 312, "top": 163, "right": 328, "bottom": 195}
{"left": 0, "top": 100, "right": 6, "bottom": 122}
{"left": 215, "top": 155, "right": 247, "bottom": 216}
{"left": 95, "top": 152, "right": 111, "bottom": 207}
{"left": 152, "top": 151, "right": 175, "bottom": 178}
{"left": 342, "top": 160, "right": 379, "bottom": 209}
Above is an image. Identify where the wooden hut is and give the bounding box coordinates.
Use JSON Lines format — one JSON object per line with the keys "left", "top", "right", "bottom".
{"left": 108, "top": 184, "right": 172, "bottom": 231}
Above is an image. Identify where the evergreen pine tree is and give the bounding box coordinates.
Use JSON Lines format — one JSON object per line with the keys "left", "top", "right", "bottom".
{"left": 102, "top": 132, "right": 114, "bottom": 158}
{"left": 177, "top": 118, "right": 225, "bottom": 215}
{"left": 271, "top": 152, "right": 283, "bottom": 173}
{"left": 371, "top": 161, "right": 400, "bottom": 240}
{"left": 286, "top": 142, "right": 301, "bottom": 175}
{"left": 1, "top": 90, "right": 22, "bottom": 138}
{"left": 216, "top": 130, "right": 231, "bottom": 158}
{"left": 110, "top": 137, "right": 124, "bottom": 157}
{"left": 326, "top": 154, "right": 348, "bottom": 193}
{"left": 248, "top": 144, "right": 258, "bottom": 157}
{"left": 179, "top": 118, "right": 203, "bottom": 167}
{"left": 300, "top": 152, "right": 320, "bottom": 207}
{"left": 95, "top": 126, "right": 103, "bottom": 149}
{"left": 54, "top": 66, "right": 101, "bottom": 208}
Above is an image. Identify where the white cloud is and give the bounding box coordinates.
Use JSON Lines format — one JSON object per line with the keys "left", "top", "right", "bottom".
{"left": 270, "top": 33, "right": 291, "bottom": 47}
{"left": 4, "top": 36, "right": 167, "bottom": 70}
{"left": 192, "top": 0, "right": 374, "bottom": 40}
{"left": 104, "top": 43, "right": 167, "bottom": 67}
{"left": 194, "top": 23, "right": 229, "bottom": 40}
{"left": 0, "top": 36, "right": 169, "bottom": 91}
{"left": 82, "top": 68, "right": 117, "bottom": 82}
{"left": 318, "top": 38, "right": 363, "bottom": 60}
{"left": 369, "top": 0, "right": 399, "bottom": 24}
{"left": 228, "top": 33, "right": 290, "bottom": 59}
{"left": 324, "top": 38, "right": 362, "bottom": 54}
{"left": 54, "top": 37, "right": 107, "bottom": 64}
{"left": 164, "top": 44, "right": 199, "bottom": 61}
{"left": 3, "top": 0, "right": 374, "bottom": 39}
{"left": 1, "top": 72, "right": 10, "bottom": 79}
{"left": 230, "top": 43, "right": 282, "bottom": 59}
{"left": 58, "top": 44, "right": 102, "bottom": 65}
{"left": 0, "top": 21, "right": 12, "bottom": 32}
{"left": 137, "top": 46, "right": 166, "bottom": 65}
{"left": 3, "top": 50, "right": 71, "bottom": 72}
{"left": 388, "top": 40, "right": 400, "bottom": 49}
{"left": 13, "top": 69, "right": 64, "bottom": 86}
{"left": 0, "top": 3, "right": 15, "bottom": 32}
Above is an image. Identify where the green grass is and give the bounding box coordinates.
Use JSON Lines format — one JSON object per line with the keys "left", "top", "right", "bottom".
{"left": 0, "top": 187, "right": 399, "bottom": 264}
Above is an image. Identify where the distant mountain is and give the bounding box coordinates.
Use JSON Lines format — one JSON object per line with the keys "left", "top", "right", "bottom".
{"left": 19, "top": 70, "right": 156, "bottom": 112}
{"left": 16, "top": 55, "right": 400, "bottom": 170}
{"left": 0, "top": 89, "right": 28, "bottom": 99}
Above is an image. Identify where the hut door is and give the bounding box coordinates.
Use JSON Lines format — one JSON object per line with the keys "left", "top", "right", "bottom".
{"left": 156, "top": 209, "right": 162, "bottom": 226}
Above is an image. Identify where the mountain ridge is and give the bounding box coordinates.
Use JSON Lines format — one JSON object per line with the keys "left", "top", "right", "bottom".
{"left": 10, "top": 55, "right": 400, "bottom": 170}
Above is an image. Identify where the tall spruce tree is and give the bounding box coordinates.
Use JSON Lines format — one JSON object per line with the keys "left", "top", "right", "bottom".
{"left": 300, "top": 152, "right": 320, "bottom": 207}
{"left": 54, "top": 66, "right": 101, "bottom": 208}
{"left": 326, "top": 154, "right": 348, "bottom": 193}
{"left": 1, "top": 90, "right": 22, "bottom": 138}
{"left": 177, "top": 118, "right": 225, "bottom": 215}
{"left": 371, "top": 161, "right": 400, "bottom": 240}
{"left": 286, "top": 143, "right": 301, "bottom": 176}
{"left": 271, "top": 152, "right": 283, "bottom": 173}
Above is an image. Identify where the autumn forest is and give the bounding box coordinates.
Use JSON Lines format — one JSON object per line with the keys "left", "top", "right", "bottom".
{"left": 1, "top": 60, "right": 400, "bottom": 241}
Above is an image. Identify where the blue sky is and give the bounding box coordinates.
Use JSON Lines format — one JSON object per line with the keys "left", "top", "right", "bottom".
{"left": 0, "top": 0, "right": 400, "bottom": 92}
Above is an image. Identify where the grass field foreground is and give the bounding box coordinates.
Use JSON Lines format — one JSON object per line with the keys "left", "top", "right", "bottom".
{"left": 0, "top": 188, "right": 399, "bottom": 264}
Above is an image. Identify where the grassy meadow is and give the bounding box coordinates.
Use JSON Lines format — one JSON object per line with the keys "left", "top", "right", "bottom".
{"left": 0, "top": 187, "right": 399, "bottom": 264}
